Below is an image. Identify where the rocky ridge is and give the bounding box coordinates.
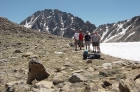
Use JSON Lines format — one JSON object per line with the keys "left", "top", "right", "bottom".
{"left": 20, "top": 9, "right": 140, "bottom": 42}
{"left": 97, "top": 16, "right": 140, "bottom": 42}
{"left": 0, "top": 17, "right": 140, "bottom": 92}
{"left": 20, "top": 9, "right": 96, "bottom": 38}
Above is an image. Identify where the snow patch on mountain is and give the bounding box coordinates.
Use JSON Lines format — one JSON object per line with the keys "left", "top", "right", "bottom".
{"left": 101, "top": 26, "right": 109, "bottom": 41}
{"left": 24, "top": 15, "right": 40, "bottom": 28}
{"left": 124, "top": 31, "right": 135, "bottom": 41}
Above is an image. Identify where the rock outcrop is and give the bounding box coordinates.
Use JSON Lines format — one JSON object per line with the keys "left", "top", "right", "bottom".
{"left": 27, "top": 58, "right": 50, "bottom": 84}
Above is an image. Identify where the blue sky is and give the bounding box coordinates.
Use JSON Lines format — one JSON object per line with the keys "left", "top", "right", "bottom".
{"left": 0, "top": 0, "right": 140, "bottom": 27}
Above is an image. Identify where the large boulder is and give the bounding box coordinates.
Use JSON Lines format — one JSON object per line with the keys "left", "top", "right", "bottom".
{"left": 119, "top": 81, "right": 130, "bottom": 92}
{"left": 27, "top": 58, "right": 50, "bottom": 84}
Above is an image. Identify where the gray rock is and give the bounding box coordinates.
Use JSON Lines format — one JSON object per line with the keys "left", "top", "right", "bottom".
{"left": 86, "top": 60, "right": 92, "bottom": 63}
{"left": 68, "top": 73, "right": 86, "bottom": 83}
{"left": 13, "top": 49, "right": 22, "bottom": 53}
{"left": 0, "top": 59, "right": 8, "bottom": 62}
{"left": 53, "top": 78, "right": 64, "bottom": 85}
{"left": 27, "top": 58, "right": 50, "bottom": 84}
{"left": 102, "top": 63, "right": 112, "bottom": 69}
{"left": 119, "top": 80, "right": 130, "bottom": 92}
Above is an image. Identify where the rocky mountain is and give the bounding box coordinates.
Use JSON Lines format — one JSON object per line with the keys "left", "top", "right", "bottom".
{"left": 20, "top": 9, "right": 96, "bottom": 38}
{"left": 97, "top": 16, "right": 140, "bottom": 42}
{"left": 1, "top": 16, "right": 140, "bottom": 92}
{"left": 20, "top": 9, "right": 140, "bottom": 42}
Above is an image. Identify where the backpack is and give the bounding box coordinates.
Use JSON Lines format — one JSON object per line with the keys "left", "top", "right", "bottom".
{"left": 94, "top": 53, "right": 101, "bottom": 59}
{"left": 87, "top": 53, "right": 101, "bottom": 59}
{"left": 83, "top": 50, "right": 88, "bottom": 60}
{"left": 87, "top": 54, "right": 95, "bottom": 59}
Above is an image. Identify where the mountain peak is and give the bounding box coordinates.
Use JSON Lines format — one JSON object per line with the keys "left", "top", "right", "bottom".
{"left": 20, "top": 9, "right": 96, "bottom": 38}
{"left": 20, "top": 9, "right": 140, "bottom": 42}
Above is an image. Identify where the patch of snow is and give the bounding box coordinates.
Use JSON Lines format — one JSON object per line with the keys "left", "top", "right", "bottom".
{"left": 103, "top": 24, "right": 132, "bottom": 42}
{"left": 101, "top": 26, "right": 109, "bottom": 41}
{"left": 135, "top": 18, "right": 139, "bottom": 21}
{"left": 53, "top": 26, "right": 57, "bottom": 32}
{"left": 124, "top": 31, "right": 135, "bottom": 41}
{"left": 24, "top": 15, "right": 40, "bottom": 28}
{"left": 47, "top": 16, "right": 51, "bottom": 18}
{"left": 90, "top": 42, "right": 140, "bottom": 62}
{"left": 46, "top": 26, "right": 49, "bottom": 32}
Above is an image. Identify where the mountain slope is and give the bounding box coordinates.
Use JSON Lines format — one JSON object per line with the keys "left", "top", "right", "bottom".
{"left": 97, "top": 16, "right": 140, "bottom": 42}
{"left": 20, "top": 9, "right": 96, "bottom": 38}
{"left": 0, "top": 16, "right": 40, "bottom": 35}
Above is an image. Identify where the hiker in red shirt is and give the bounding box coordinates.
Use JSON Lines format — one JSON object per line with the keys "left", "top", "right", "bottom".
{"left": 79, "top": 30, "right": 84, "bottom": 50}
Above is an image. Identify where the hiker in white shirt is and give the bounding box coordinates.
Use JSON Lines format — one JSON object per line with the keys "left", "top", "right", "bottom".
{"left": 74, "top": 30, "right": 79, "bottom": 51}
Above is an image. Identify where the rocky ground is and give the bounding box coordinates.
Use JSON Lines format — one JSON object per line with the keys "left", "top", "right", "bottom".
{"left": 0, "top": 17, "right": 140, "bottom": 92}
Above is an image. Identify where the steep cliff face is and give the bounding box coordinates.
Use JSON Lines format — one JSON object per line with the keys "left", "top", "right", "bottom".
{"left": 20, "top": 9, "right": 96, "bottom": 38}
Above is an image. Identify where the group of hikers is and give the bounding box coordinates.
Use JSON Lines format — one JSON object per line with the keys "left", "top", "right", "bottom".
{"left": 73, "top": 29, "right": 101, "bottom": 53}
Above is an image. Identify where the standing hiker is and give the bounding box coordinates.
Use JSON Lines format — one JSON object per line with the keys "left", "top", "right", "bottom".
{"left": 79, "top": 30, "right": 84, "bottom": 50}
{"left": 84, "top": 31, "right": 91, "bottom": 51}
{"left": 74, "top": 30, "right": 79, "bottom": 51}
{"left": 91, "top": 31, "right": 96, "bottom": 53}
{"left": 94, "top": 31, "right": 101, "bottom": 53}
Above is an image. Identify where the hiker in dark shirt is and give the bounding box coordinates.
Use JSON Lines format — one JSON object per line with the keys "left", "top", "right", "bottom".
{"left": 84, "top": 31, "right": 91, "bottom": 51}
